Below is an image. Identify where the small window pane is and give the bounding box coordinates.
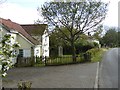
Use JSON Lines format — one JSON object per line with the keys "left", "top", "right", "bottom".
{"left": 19, "top": 49, "right": 23, "bottom": 57}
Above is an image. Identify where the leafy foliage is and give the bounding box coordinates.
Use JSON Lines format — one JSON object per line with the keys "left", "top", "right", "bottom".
{"left": 118, "top": 31, "right": 120, "bottom": 47}
{"left": 86, "top": 48, "right": 107, "bottom": 62}
{"left": 40, "top": 1, "right": 108, "bottom": 61}
{"left": 92, "top": 25, "right": 103, "bottom": 40}
{"left": 0, "top": 34, "right": 20, "bottom": 77}
{"left": 101, "top": 28, "right": 118, "bottom": 47}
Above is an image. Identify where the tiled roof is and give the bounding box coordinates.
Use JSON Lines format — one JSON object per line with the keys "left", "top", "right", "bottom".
{"left": 0, "top": 18, "right": 39, "bottom": 45}
{"left": 21, "top": 24, "right": 47, "bottom": 36}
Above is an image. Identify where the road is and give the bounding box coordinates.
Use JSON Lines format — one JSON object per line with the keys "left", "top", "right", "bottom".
{"left": 99, "top": 48, "right": 119, "bottom": 88}
{"left": 3, "top": 63, "right": 97, "bottom": 88}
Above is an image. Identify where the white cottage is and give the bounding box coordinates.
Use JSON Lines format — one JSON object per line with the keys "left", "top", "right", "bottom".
{"left": 21, "top": 24, "right": 49, "bottom": 59}
{"left": 0, "top": 18, "right": 49, "bottom": 64}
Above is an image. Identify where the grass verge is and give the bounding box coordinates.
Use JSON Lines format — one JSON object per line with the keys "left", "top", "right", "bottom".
{"left": 86, "top": 48, "right": 108, "bottom": 62}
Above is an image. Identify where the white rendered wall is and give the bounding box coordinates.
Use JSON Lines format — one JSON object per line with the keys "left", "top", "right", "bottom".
{"left": 42, "top": 30, "right": 49, "bottom": 57}
{"left": 34, "top": 45, "right": 41, "bottom": 57}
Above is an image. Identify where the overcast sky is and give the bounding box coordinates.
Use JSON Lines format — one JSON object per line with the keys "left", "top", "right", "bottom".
{"left": 0, "top": 0, "right": 119, "bottom": 27}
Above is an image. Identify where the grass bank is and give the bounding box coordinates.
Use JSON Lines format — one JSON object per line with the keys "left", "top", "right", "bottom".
{"left": 86, "top": 48, "right": 108, "bottom": 62}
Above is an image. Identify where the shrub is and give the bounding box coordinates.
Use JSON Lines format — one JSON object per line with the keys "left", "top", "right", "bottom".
{"left": 86, "top": 48, "right": 100, "bottom": 56}
{"left": 0, "top": 34, "right": 20, "bottom": 77}
{"left": 83, "top": 52, "right": 91, "bottom": 62}
{"left": 35, "top": 56, "right": 42, "bottom": 64}
{"left": 93, "top": 42, "right": 99, "bottom": 48}
{"left": 86, "top": 48, "right": 105, "bottom": 62}
{"left": 18, "top": 81, "right": 32, "bottom": 89}
{"left": 76, "top": 41, "right": 95, "bottom": 54}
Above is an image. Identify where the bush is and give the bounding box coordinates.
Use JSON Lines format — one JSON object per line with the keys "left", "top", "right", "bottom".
{"left": 86, "top": 48, "right": 100, "bottom": 56}
{"left": 76, "top": 41, "right": 95, "bottom": 54}
{"left": 50, "top": 47, "right": 58, "bottom": 57}
{"left": 93, "top": 42, "right": 99, "bottom": 48}
{"left": 83, "top": 52, "right": 91, "bottom": 62}
{"left": 35, "top": 56, "right": 42, "bottom": 64}
{"left": 18, "top": 81, "right": 32, "bottom": 89}
{"left": 0, "top": 34, "right": 20, "bottom": 77}
{"left": 86, "top": 48, "right": 106, "bottom": 62}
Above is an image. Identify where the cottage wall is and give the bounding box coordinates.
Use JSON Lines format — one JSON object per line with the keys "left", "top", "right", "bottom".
{"left": 42, "top": 30, "right": 49, "bottom": 57}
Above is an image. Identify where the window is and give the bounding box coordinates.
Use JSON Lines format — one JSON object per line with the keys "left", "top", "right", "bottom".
{"left": 19, "top": 49, "right": 31, "bottom": 57}
{"left": 23, "top": 49, "right": 31, "bottom": 57}
{"left": 19, "top": 49, "right": 23, "bottom": 57}
{"left": 36, "top": 49, "right": 39, "bottom": 54}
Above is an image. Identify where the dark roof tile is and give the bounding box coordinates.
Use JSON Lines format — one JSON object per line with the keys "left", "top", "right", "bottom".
{"left": 21, "top": 24, "right": 47, "bottom": 36}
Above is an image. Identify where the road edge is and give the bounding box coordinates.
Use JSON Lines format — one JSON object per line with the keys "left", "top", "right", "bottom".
{"left": 94, "top": 62, "right": 99, "bottom": 89}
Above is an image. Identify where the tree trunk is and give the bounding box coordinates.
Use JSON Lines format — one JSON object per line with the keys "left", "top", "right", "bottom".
{"left": 71, "top": 41, "right": 76, "bottom": 62}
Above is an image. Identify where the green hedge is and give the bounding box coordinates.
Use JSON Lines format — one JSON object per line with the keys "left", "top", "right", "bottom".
{"left": 86, "top": 48, "right": 107, "bottom": 62}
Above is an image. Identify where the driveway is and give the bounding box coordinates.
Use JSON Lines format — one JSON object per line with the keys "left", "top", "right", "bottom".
{"left": 99, "top": 48, "right": 118, "bottom": 88}
{"left": 3, "top": 63, "right": 97, "bottom": 88}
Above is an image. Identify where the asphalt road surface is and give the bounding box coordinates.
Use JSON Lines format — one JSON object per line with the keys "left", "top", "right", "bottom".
{"left": 99, "top": 48, "right": 119, "bottom": 88}
{"left": 3, "top": 63, "right": 97, "bottom": 88}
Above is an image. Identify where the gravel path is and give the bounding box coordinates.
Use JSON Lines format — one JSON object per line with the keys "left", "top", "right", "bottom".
{"left": 3, "top": 63, "right": 97, "bottom": 88}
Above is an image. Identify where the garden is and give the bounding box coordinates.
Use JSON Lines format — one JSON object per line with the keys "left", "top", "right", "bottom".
{"left": 34, "top": 48, "right": 107, "bottom": 67}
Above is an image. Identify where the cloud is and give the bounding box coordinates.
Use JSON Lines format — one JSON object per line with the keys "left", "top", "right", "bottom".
{"left": 0, "top": 0, "right": 119, "bottom": 27}
{"left": 102, "top": 0, "right": 118, "bottom": 27}
{"left": 0, "top": 2, "right": 43, "bottom": 24}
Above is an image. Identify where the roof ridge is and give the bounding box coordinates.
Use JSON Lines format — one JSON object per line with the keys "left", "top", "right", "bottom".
{"left": 1, "top": 18, "right": 39, "bottom": 45}
{"left": 21, "top": 24, "right": 47, "bottom": 26}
